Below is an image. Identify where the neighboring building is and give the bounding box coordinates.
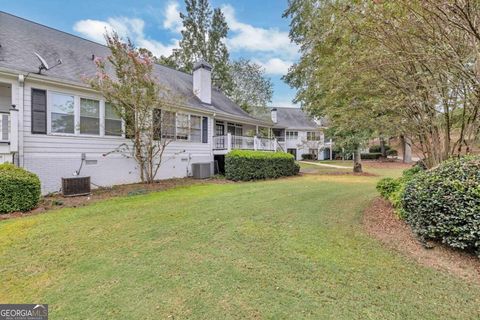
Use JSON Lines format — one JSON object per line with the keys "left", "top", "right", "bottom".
{"left": 270, "top": 107, "right": 332, "bottom": 161}
{"left": 0, "top": 12, "right": 276, "bottom": 193}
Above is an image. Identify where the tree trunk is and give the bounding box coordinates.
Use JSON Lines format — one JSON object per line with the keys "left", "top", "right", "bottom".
{"left": 402, "top": 135, "right": 412, "bottom": 163}
{"left": 380, "top": 137, "right": 387, "bottom": 158}
{"left": 353, "top": 146, "right": 363, "bottom": 173}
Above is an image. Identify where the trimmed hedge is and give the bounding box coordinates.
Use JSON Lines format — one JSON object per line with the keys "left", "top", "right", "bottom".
{"left": 361, "top": 153, "right": 383, "bottom": 160}
{"left": 402, "top": 156, "right": 480, "bottom": 254}
{"left": 301, "top": 153, "right": 315, "bottom": 160}
{"left": 376, "top": 177, "right": 401, "bottom": 198}
{"left": 0, "top": 163, "right": 41, "bottom": 213}
{"left": 376, "top": 164, "right": 425, "bottom": 218}
{"left": 225, "top": 150, "right": 300, "bottom": 181}
{"left": 386, "top": 149, "right": 398, "bottom": 156}
{"left": 369, "top": 145, "right": 392, "bottom": 153}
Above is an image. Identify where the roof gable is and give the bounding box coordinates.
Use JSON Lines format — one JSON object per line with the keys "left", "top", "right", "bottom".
{"left": 272, "top": 107, "right": 322, "bottom": 130}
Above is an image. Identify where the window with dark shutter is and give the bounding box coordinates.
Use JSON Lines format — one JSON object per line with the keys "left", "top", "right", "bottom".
{"left": 202, "top": 117, "right": 208, "bottom": 143}
{"left": 31, "top": 89, "right": 47, "bottom": 134}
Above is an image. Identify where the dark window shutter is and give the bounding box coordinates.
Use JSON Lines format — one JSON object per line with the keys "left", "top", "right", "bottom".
{"left": 202, "top": 117, "right": 208, "bottom": 143}
{"left": 31, "top": 89, "right": 47, "bottom": 134}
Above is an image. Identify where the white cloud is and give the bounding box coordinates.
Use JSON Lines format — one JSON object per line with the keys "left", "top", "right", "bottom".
{"left": 163, "top": 1, "right": 183, "bottom": 33}
{"left": 272, "top": 100, "right": 299, "bottom": 108}
{"left": 254, "top": 58, "right": 292, "bottom": 76}
{"left": 73, "top": 19, "right": 114, "bottom": 43}
{"left": 222, "top": 5, "right": 299, "bottom": 59}
{"left": 73, "top": 17, "right": 178, "bottom": 57}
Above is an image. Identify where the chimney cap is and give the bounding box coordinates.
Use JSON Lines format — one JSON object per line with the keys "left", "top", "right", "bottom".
{"left": 193, "top": 59, "right": 213, "bottom": 71}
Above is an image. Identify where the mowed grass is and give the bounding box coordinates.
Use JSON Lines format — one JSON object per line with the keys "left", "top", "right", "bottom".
{"left": 1, "top": 167, "right": 479, "bottom": 319}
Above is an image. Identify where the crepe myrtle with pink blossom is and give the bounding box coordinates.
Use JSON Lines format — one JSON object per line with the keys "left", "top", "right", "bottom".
{"left": 86, "top": 32, "right": 180, "bottom": 183}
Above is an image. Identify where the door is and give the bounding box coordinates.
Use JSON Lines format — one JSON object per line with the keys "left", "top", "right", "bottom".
{"left": 287, "top": 148, "right": 297, "bottom": 160}
{"left": 215, "top": 122, "right": 225, "bottom": 149}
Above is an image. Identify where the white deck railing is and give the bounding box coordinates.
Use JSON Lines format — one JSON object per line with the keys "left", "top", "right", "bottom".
{"left": 213, "top": 133, "right": 277, "bottom": 152}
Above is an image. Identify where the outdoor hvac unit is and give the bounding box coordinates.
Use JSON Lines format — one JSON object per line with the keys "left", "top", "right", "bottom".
{"left": 62, "top": 176, "right": 91, "bottom": 197}
{"left": 192, "top": 162, "right": 213, "bottom": 179}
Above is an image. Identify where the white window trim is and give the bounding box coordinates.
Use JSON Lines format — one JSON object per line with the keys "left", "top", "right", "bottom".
{"left": 44, "top": 90, "right": 210, "bottom": 143}
{"left": 79, "top": 96, "right": 101, "bottom": 136}
{"left": 47, "top": 91, "right": 76, "bottom": 136}
{"left": 46, "top": 90, "right": 125, "bottom": 139}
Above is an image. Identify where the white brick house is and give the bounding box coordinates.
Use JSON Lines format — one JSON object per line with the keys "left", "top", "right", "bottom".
{"left": 0, "top": 12, "right": 276, "bottom": 193}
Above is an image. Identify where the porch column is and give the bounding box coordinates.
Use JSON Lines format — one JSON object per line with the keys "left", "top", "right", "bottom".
{"left": 227, "top": 132, "right": 232, "bottom": 152}
{"left": 9, "top": 105, "right": 18, "bottom": 153}
{"left": 254, "top": 136, "right": 258, "bottom": 150}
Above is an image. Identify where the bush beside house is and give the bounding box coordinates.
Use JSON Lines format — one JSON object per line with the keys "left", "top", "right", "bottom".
{"left": 225, "top": 150, "right": 300, "bottom": 181}
{"left": 361, "top": 153, "right": 383, "bottom": 160}
{"left": 0, "top": 163, "right": 41, "bottom": 213}
{"left": 402, "top": 156, "right": 480, "bottom": 254}
{"left": 301, "top": 154, "right": 315, "bottom": 160}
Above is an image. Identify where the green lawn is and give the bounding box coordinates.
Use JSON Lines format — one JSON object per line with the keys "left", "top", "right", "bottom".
{"left": 1, "top": 166, "right": 479, "bottom": 319}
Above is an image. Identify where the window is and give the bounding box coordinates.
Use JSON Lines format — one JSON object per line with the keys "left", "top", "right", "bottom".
{"left": 307, "top": 131, "right": 321, "bottom": 141}
{"left": 105, "top": 102, "right": 122, "bottom": 136}
{"left": 51, "top": 93, "right": 74, "bottom": 133}
{"left": 31, "top": 89, "right": 47, "bottom": 134}
{"left": 176, "top": 113, "right": 189, "bottom": 140}
{"left": 162, "top": 111, "right": 176, "bottom": 139}
{"left": 286, "top": 131, "right": 298, "bottom": 140}
{"left": 190, "top": 115, "right": 202, "bottom": 142}
{"left": 80, "top": 98, "right": 100, "bottom": 135}
{"left": 227, "top": 123, "right": 243, "bottom": 136}
{"left": 202, "top": 117, "right": 208, "bottom": 143}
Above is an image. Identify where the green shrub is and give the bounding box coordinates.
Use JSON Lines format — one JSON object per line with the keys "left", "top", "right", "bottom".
{"left": 0, "top": 163, "right": 41, "bottom": 213}
{"left": 225, "top": 150, "right": 300, "bottom": 181}
{"left": 301, "top": 153, "right": 315, "bottom": 160}
{"left": 386, "top": 149, "right": 398, "bottom": 156}
{"left": 361, "top": 153, "right": 383, "bottom": 160}
{"left": 402, "top": 156, "right": 480, "bottom": 254}
{"left": 376, "top": 177, "right": 401, "bottom": 198}
{"left": 369, "top": 145, "right": 391, "bottom": 153}
{"left": 376, "top": 164, "right": 425, "bottom": 218}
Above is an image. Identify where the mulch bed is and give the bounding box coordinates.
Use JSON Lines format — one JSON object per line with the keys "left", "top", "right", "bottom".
{"left": 362, "top": 160, "right": 412, "bottom": 169}
{"left": 363, "top": 197, "right": 480, "bottom": 283}
{"left": 0, "top": 177, "right": 232, "bottom": 221}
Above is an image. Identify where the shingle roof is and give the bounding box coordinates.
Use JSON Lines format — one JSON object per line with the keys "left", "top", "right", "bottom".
{"left": 0, "top": 11, "right": 268, "bottom": 124}
{"left": 271, "top": 107, "right": 323, "bottom": 130}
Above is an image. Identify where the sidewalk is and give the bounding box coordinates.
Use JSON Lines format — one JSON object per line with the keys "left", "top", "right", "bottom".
{"left": 299, "top": 161, "right": 351, "bottom": 169}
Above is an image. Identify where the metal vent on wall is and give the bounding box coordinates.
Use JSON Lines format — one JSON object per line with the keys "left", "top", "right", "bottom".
{"left": 62, "top": 176, "right": 91, "bottom": 197}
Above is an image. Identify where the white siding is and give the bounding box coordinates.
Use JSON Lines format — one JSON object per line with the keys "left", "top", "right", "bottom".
{"left": 21, "top": 81, "right": 214, "bottom": 193}
{"left": 286, "top": 130, "right": 324, "bottom": 160}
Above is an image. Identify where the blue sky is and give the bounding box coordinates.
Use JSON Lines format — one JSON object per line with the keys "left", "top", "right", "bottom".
{"left": 1, "top": 0, "right": 299, "bottom": 108}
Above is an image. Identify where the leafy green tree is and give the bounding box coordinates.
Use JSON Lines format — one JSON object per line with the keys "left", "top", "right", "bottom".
{"left": 228, "top": 58, "right": 273, "bottom": 117}
{"left": 88, "top": 33, "right": 178, "bottom": 183}
{"left": 170, "top": 0, "right": 233, "bottom": 94}
{"left": 284, "top": 0, "right": 480, "bottom": 169}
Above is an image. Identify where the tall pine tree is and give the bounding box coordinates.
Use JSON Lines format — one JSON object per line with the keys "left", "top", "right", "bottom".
{"left": 170, "top": 0, "right": 233, "bottom": 94}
